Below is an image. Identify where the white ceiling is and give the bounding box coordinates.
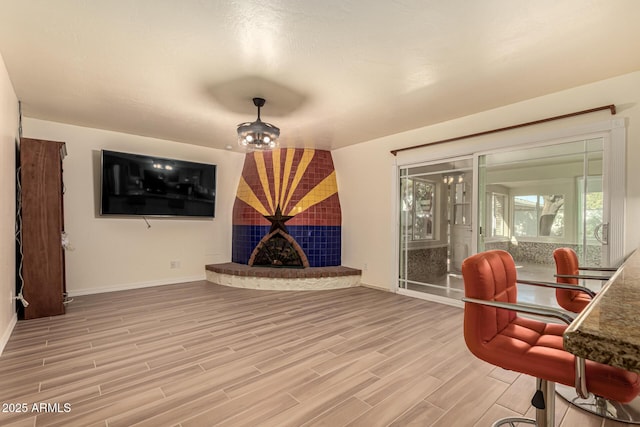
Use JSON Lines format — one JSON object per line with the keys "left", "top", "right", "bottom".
{"left": 1, "top": 0, "right": 639, "bottom": 152}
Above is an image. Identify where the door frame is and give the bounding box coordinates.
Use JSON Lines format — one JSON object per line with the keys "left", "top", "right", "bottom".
{"left": 396, "top": 156, "right": 473, "bottom": 306}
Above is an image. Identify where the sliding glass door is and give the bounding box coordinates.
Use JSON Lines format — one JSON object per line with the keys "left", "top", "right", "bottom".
{"left": 396, "top": 116, "right": 627, "bottom": 305}
{"left": 477, "top": 138, "right": 607, "bottom": 304}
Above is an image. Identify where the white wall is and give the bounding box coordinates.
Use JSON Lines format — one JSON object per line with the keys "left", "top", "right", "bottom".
{"left": 333, "top": 71, "right": 640, "bottom": 290}
{"left": 0, "top": 53, "right": 19, "bottom": 354}
{"left": 23, "top": 119, "right": 244, "bottom": 295}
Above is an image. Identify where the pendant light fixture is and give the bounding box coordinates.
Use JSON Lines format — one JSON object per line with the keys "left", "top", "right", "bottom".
{"left": 237, "top": 97, "right": 280, "bottom": 150}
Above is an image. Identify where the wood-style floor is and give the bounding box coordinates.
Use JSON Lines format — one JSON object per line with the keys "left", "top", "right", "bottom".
{"left": 0, "top": 281, "right": 631, "bottom": 426}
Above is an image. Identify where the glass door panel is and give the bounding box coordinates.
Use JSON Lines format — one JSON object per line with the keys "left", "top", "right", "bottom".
{"left": 398, "top": 158, "right": 472, "bottom": 299}
{"left": 478, "top": 138, "right": 606, "bottom": 306}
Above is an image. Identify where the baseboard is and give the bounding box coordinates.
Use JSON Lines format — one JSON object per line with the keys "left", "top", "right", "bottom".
{"left": 359, "top": 282, "right": 393, "bottom": 292}
{"left": 0, "top": 312, "right": 18, "bottom": 357}
{"left": 66, "top": 274, "right": 206, "bottom": 297}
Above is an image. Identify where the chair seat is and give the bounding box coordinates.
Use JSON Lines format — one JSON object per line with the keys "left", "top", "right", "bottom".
{"left": 466, "top": 315, "right": 640, "bottom": 403}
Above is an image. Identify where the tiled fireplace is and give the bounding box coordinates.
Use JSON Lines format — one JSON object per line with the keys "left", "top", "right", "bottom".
{"left": 232, "top": 148, "right": 342, "bottom": 267}
{"left": 206, "top": 148, "right": 361, "bottom": 290}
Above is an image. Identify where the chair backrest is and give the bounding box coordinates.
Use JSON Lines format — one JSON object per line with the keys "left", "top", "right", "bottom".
{"left": 553, "top": 247, "right": 590, "bottom": 312}
{"left": 461, "top": 250, "right": 517, "bottom": 353}
{"left": 553, "top": 247, "right": 579, "bottom": 285}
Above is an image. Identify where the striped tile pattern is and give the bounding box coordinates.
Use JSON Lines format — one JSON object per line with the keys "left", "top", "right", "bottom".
{"left": 0, "top": 282, "right": 627, "bottom": 426}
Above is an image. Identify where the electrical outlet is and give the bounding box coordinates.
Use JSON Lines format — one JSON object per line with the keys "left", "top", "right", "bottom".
{"left": 363, "top": 263, "right": 368, "bottom": 271}
{"left": 170, "top": 260, "right": 181, "bottom": 269}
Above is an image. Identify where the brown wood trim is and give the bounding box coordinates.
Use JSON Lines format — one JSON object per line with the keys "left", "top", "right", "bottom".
{"left": 390, "top": 104, "right": 617, "bottom": 156}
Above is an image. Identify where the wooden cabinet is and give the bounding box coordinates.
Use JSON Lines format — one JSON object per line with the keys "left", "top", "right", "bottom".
{"left": 19, "top": 138, "right": 67, "bottom": 319}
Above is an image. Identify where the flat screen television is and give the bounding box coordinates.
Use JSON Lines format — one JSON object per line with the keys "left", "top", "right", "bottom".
{"left": 100, "top": 150, "right": 216, "bottom": 217}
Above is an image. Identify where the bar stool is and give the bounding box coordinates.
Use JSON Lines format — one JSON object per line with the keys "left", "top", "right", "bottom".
{"left": 553, "top": 247, "right": 615, "bottom": 313}
{"left": 462, "top": 250, "right": 640, "bottom": 426}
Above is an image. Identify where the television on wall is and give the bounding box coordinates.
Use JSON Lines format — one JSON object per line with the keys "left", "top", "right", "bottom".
{"left": 100, "top": 150, "right": 216, "bottom": 217}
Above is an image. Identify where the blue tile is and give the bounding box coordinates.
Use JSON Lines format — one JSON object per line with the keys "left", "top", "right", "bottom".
{"left": 232, "top": 225, "right": 341, "bottom": 267}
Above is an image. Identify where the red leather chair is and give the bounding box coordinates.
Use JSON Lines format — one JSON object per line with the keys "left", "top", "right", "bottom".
{"left": 462, "top": 250, "right": 640, "bottom": 426}
{"left": 553, "top": 248, "right": 615, "bottom": 313}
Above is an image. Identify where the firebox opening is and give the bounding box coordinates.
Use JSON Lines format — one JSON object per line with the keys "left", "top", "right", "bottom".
{"left": 248, "top": 230, "right": 310, "bottom": 268}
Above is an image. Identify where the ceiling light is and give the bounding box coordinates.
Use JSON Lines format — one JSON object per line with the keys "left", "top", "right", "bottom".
{"left": 237, "top": 97, "right": 280, "bottom": 151}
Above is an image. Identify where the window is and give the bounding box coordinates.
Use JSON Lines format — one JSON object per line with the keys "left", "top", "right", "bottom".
{"left": 401, "top": 177, "right": 435, "bottom": 240}
{"left": 487, "top": 192, "right": 507, "bottom": 238}
{"left": 513, "top": 194, "right": 564, "bottom": 238}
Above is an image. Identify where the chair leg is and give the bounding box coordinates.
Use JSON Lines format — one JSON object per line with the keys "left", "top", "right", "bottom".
{"left": 535, "top": 378, "right": 556, "bottom": 427}
{"left": 491, "top": 379, "right": 555, "bottom": 426}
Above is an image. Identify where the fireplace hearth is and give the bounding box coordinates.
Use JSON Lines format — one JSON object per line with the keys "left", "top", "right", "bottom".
{"left": 205, "top": 262, "right": 362, "bottom": 291}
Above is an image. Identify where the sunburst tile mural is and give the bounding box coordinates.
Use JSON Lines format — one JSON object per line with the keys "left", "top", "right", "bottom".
{"left": 232, "top": 149, "right": 342, "bottom": 267}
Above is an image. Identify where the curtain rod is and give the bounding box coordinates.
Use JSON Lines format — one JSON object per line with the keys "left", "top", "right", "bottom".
{"left": 390, "top": 104, "right": 616, "bottom": 156}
